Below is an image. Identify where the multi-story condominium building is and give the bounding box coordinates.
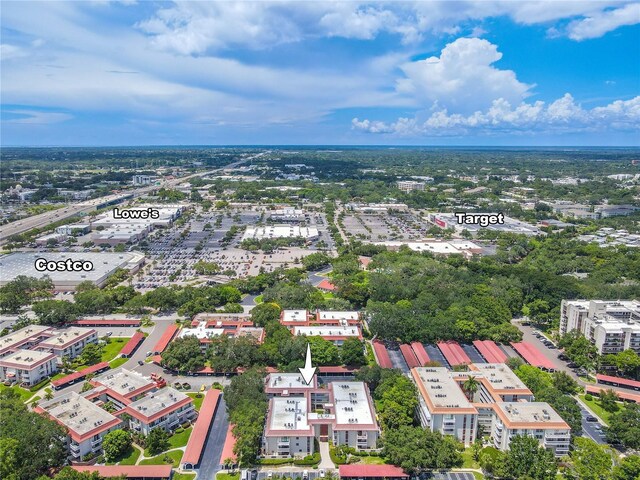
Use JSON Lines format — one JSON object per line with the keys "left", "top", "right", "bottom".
{"left": 397, "top": 180, "right": 426, "bottom": 192}
{"left": 412, "top": 364, "right": 570, "bottom": 455}
{"left": 0, "top": 349, "right": 58, "bottom": 386}
{"left": 262, "top": 377, "right": 380, "bottom": 458}
{"left": 491, "top": 403, "right": 570, "bottom": 457}
{"left": 0, "top": 325, "right": 53, "bottom": 357}
{"left": 35, "top": 327, "right": 98, "bottom": 361}
{"left": 126, "top": 387, "right": 195, "bottom": 435}
{"left": 89, "top": 368, "right": 157, "bottom": 408}
{"left": 263, "top": 396, "right": 315, "bottom": 458}
{"left": 314, "top": 311, "right": 361, "bottom": 326}
{"left": 36, "top": 391, "right": 122, "bottom": 461}
{"left": 292, "top": 325, "right": 362, "bottom": 346}
{"left": 412, "top": 367, "right": 478, "bottom": 446}
{"left": 560, "top": 300, "right": 640, "bottom": 354}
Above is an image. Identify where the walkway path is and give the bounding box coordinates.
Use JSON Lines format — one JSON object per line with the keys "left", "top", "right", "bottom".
{"left": 318, "top": 441, "right": 335, "bottom": 469}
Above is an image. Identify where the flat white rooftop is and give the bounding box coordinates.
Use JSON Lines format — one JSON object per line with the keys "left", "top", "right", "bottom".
{"left": 268, "top": 396, "right": 311, "bottom": 434}
{"left": 293, "top": 326, "right": 360, "bottom": 338}
{"left": 282, "top": 310, "right": 308, "bottom": 322}
{"left": 471, "top": 364, "right": 529, "bottom": 391}
{"left": 0, "top": 252, "right": 144, "bottom": 286}
{"left": 317, "top": 311, "right": 359, "bottom": 321}
{"left": 0, "top": 325, "right": 52, "bottom": 353}
{"left": 40, "top": 391, "right": 120, "bottom": 437}
{"left": 496, "top": 402, "right": 567, "bottom": 426}
{"left": 413, "top": 367, "right": 473, "bottom": 411}
{"left": 242, "top": 225, "right": 319, "bottom": 241}
{"left": 93, "top": 367, "right": 155, "bottom": 397}
{"left": 331, "top": 381, "right": 374, "bottom": 427}
{"left": 0, "top": 348, "right": 57, "bottom": 368}
{"left": 179, "top": 323, "right": 225, "bottom": 340}
{"left": 38, "top": 327, "right": 96, "bottom": 349}
{"left": 128, "top": 387, "right": 190, "bottom": 419}
{"left": 268, "top": 373, "right": 316, "bottom": 390}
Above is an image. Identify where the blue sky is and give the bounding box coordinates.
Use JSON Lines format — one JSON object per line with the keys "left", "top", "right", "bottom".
{"left": 1, "top": 1, "right": 638, "bottom": 146}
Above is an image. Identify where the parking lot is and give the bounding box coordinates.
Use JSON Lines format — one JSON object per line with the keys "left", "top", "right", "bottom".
{"left": 134, "top": 207, "right": 334, "bottom": 288}
{"left": 341, "top": 211, "right": 431, "bottom": 242}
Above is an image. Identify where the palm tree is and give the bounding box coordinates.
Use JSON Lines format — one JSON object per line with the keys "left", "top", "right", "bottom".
{"left": 44, "top": 390, "right": 54, "bottom": 401}
{"left": 462, "top": 376, "right": 479, "bottom": 401}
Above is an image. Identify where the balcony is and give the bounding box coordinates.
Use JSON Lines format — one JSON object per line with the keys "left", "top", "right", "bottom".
{"left": 91, "top": 438, "right": 102, "bottom": 447}
{"left": 69, "top": 444, "right": 80, "bottom": 454}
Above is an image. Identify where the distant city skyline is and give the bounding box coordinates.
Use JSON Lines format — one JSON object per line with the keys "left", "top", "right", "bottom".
{"left": 1, "top": 1, "right": 639, "bottom": 146}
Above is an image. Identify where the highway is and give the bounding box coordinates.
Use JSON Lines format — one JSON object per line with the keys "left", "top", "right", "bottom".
{"left": 0, "top": 154, "right": 260, "bottom": 245}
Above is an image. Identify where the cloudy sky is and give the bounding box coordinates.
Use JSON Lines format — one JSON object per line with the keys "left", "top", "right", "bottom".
{"left": 1, "top": 1, "right": 639, "bottom": 146}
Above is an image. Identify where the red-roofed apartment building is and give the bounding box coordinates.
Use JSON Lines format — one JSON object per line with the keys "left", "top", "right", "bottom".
{"left": 126, "top": 387, "right": 195, "bottom": 435}
{"left": 36, "top": 391, "right": 123, "bottom": 461}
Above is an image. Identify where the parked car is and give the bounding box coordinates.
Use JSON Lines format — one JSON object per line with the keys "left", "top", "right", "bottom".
{"left": 586, "top": 416, "right": 598, "bottom": 422}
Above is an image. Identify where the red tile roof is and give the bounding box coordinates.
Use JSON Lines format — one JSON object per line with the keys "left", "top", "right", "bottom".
{"left": 586, "top": 385, "right": 640, "bottom": 403}
{"left": 596, "top": 374, "right": 640, "bottom": 390}
{"left": 153, "top": 324, "right": 179, "bottom": 354}
{"left": 317, "top": 279, "right": 336, "bottom": 291}
{"left": 372, "top": 340, "right": 393, "bottom": 369}
{"left": 73, "top": 319, "right": 140, "bottom": 326}
{"left": 71, "top": 465, "right": 172, "bottom": 479}
{"left": 51, "top": 362, "right": 110, "bottom": 388}
{"left": 410, "top": 342, "right": 430, "bottom": 366}
{"left": 120, "top": 331, "right": 145, "bottom": 357}
{"left": 510, "top": 342, "right": 555, "bottom": 370}
{"left": 399, "top": 343, "right": 420, "bottom": 369}
{"left": 437, "top": 341, "right": 471, "bottom": 366}
{"left": 181, "top": 389, "right": 222, "bottom": 467}
{"left": 473, "top": 340, "right": 508, "bottom": 363}
{"left": 220, "top": 423, "right": 237, "bottom": 463}
{"left": 318, "top": 366, "right": 358, "bottom": 373}
{"left": 339, "top": 464, "right": 408, "bottom": 478}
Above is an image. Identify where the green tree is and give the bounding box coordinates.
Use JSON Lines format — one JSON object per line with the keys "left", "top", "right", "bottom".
{"left": 462, "top": 376, "right": 480, "bottom": 401}
{"left": 102, "top": 429, "right": 132, "bottom": 461}
{"left": 306, "top": 336, "right": 340, "bottom": 365}
{"left": 0, "top": 389, "right": 68, "bottom": 480}
{"left": 79, "top": 342, "right": 102, "bottom": 366}
{"left": 161, "top": 335, "right": 205, "bottom": 373}
{"left": 146, "top": 427, "right": 170, "bottom": 455}
{"left": 569, "top": 437, "right": 613, "bottom": 480}
{"left": 32, "top": 299, "right": 78, "bottom": 326}
{"left": 612, "top": 454, "right": 640, "bottom": 480}
{"left": 301, "top": 252, "right": 331, "bottom": 271}
{"left": 340, "top": 338, "right": 366, "bottom": 366}
{"left": 382, "top": 425, "right": 462, "bottom": 474}
{"left": 606, "top": 404, "right": 640, "bottom": 449}
{"left": 552, "top": 371, "right": 580, "bottom": 395}
{"left": 503, "top": 435, "right": 557, "bottom": 480}
{"left": 250, "top": 302, "right": 281, "bottom": 327}
{"left": 600, "top": 389, "right": 620, "bottom": 413}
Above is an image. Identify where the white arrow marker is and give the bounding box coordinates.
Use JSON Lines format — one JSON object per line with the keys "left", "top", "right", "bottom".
{"left": 299, "top": 343, "right": 317, "bottom": 385}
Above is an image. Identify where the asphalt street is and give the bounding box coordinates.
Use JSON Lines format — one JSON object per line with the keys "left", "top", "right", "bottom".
{"left": 197, "top": 396, "right": 230, "bottom": 480}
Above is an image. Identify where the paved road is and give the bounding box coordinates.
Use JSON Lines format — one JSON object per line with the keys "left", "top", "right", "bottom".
{"left": 197, "top": 396, "right": 230, "bottom": 480}
{"left": 577, "top": 399, "right": 608, "bottom": 444}
{"left": 306, "top": 266, "right": 333, "bottom": 286}
{"left": 122, "top": 318, "right": 176, "bottom": 370}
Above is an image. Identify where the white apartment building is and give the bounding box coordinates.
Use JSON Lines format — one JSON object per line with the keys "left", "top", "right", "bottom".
{"left": 491, "top": 403, "right": 570, "bottom": 457}
{"left": 412, "top": 367, "right": 478, "bottom": 446}
{"left": 263, "top": 396, "right": 315, "bottom": 458}
{"left": 35, "top": 327, "right": 98, "bottom": 361}
{"left": 37, "top": 391, "right": 122, "bottom": 461}
{"left": 0, "top": 325, "right": 53, "bottom": 358}
{"left": 560, "top": 300, "right": 640, "bottom": 354}
{"left": 397, "top": 180, "right": 426, "bottom": 192}
{"left": 0, "top": 349, "right": 58, "bottom": 386}
{"left": 292, "top": 325, "right": 362, "bottom": 346}
{"left": 262, "top": 377, "right": 380, "bottom": 458}
{"left": 412, "top": 364, "right": 570, "bottom": 455}
{"left": 126, "top": 387, "right": 195, "bottom": 435}
{"left": 89, "top": 368, "right": 157, "bottom": 408}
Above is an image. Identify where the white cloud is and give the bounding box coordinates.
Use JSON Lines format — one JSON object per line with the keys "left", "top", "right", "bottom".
{"left": 396, "top": 38, "right": 533, "bottom": 112}
{"left": 352, "top": 94, "right": 640, "bottom": 136}
{"left": 3, "top": 109, "right": 73, "bottom": 124}
{"left": 566, "top": 3, "right": 640, "bottom": 40}
{"left": 1, "top": 44, "right": 29, "bottom": 60}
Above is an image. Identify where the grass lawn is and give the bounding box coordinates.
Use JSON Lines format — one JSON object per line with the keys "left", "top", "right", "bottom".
{"left": 174, "top": 474, "right": 197, "bottom": 480}
{"left": 578, "top": 394, "right": 615, "bottom": 425}
{"left": 107, "top": 445, "right": 141, "bottom": 466}
{"left": 187, "top": 392, "right": 205, "bottom": 411}
{"left": 168, "top": 427, "right": 193, "bottom": 449}
{"left": 139, "top": 449, "right": 183, "bottom": 466}
{"left": 109, "top": 358, "right": 128, "bottom": 369}
{"left": 101, "top": 338, "right": 128, "bottom": 361}
{"left": 216, "top": 474, "right": 239, "bottom": 480}
{"left": 0, "top": 384, "right": 34, "bottom": 403}
{"left": 51, "top": 372, "right": 68, "bottom": 381}
{"left": 358, "top": 456, "right": 386, "bottom": 465}
{"left": 462, "top": 448, "right": 480, "bottom": 469}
